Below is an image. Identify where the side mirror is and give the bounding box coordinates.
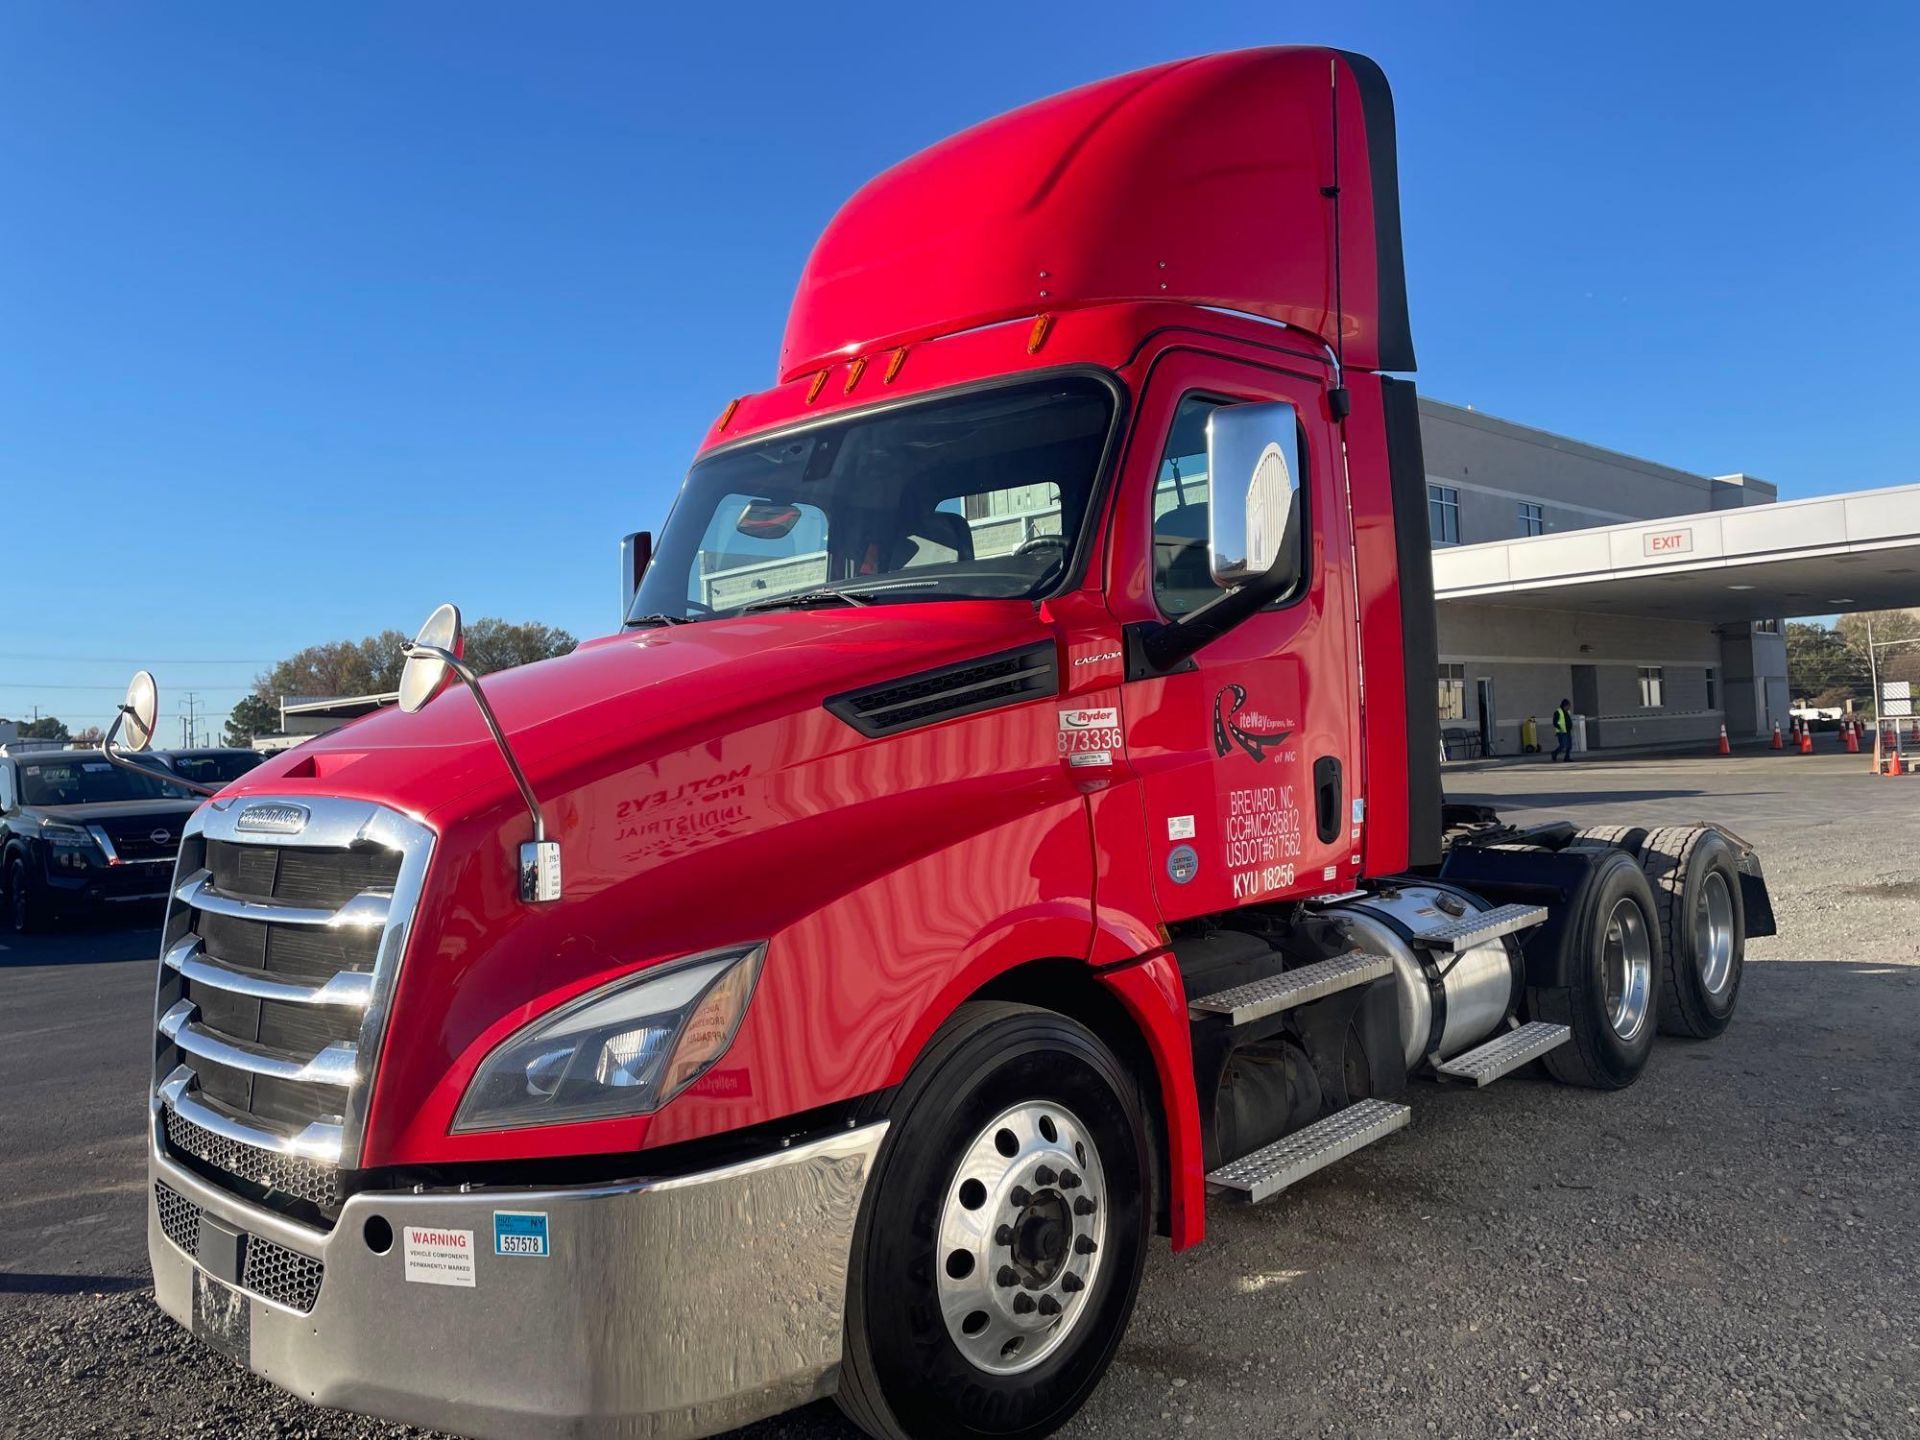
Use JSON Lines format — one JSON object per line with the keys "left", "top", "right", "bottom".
{"left": 1206, "top": 401, "right": 1302, "bottom": 593}
{"left": 620, "top": 530, "right": 653, "bottom": 623}
{"left": 398, "top": 603, "right": 463, "bottom": 713}
{"left": 1133, "top": 401, "right": 1307, "bottom": 677}
{"left": 121, "top": 671, "right": 159, "bottom": 752}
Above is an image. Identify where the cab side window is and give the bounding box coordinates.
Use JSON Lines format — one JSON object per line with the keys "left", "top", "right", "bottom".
{"left": 0, "top": 764, "right": 13, "bottom": 813}
{"left": 1152, "top": 394, "right": 1310, "bottom": 617}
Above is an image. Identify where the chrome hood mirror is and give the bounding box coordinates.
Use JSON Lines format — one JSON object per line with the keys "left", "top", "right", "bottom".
{"left": 398, "top": 603, "right": 462, "bottom": 713}
{"left": 398, "top": 604, "right": 562, "bottom": 904}
{"left": 101, "top": 669, "right": 221, "bottom": 796}
{"left": 121, "top": 670, "right": 159, "bottom": 751}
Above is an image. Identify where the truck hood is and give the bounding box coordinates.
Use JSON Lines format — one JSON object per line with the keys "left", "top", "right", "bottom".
{"left": 232, "top": 602, "right": 1055, "bottom": 824}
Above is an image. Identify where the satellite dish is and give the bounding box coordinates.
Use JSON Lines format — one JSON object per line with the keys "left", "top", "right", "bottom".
{"left": 122, "top": 671, "right": 159, "bottom": 752}
{"left": 399, "top": 604, "right": 463, "bottom": 714}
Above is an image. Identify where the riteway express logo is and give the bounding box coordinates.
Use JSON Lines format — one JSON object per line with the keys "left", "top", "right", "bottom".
{"left": 1212, "top": 685, "right": 1292, "bottom": 762}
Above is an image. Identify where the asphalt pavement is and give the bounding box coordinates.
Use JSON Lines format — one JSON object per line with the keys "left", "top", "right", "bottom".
{"left": 3, "top": 751, "right": 1917, "bottom": 1439}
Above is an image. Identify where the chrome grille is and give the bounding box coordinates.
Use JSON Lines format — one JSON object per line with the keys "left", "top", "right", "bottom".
{"left": 152, "top": 1181, "right": 326, "bottom": 1313}
{"left": 153, "top": 796, "right": 432, "bottom": 1222}
{"left": 242, "top": 1236, "right": 325, "bottom": 1313}
{"left": 154, "top": 1182, "right": 200, "bottom": 1253}
{"left": 163, "top": 1103, "right": 339, "bottom": 1211}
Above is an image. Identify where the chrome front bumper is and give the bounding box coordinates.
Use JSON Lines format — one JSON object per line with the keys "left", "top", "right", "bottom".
{"left": 148, "top": 1114, "right": 888, "bottom": 1440}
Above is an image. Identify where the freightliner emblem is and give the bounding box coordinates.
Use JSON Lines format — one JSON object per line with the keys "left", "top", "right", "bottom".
{"left": 235, "top": 803, "right": 310, "bottom": 836}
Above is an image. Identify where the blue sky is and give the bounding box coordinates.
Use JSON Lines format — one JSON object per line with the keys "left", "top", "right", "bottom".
{"left": 3, "top": 3, "right": 1916, "bottom": 737}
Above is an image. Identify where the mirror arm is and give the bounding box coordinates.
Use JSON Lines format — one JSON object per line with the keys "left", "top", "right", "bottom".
{"left": 98, "top": 706, "right": 222, "bottom": 799}
{"left": 402, "top": 643, "right": 547, "bottom": 846}
{"left": 1135, "top": 567, "right": 1294, "bottom": 676}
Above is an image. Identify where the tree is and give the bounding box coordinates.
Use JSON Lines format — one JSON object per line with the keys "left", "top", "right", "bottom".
{"left": 255, "top": 619, "right": 577, "bottom": 705}
{"left": 1785, "top": 622, "right": 1865, "bottom": 704}
{"left": 18, "top": 716, "right": 69, "bottom": 742}
{"left": 70, "top": 725, "right": 105, "bottom": 747}
{"left": 225, "top": 694, "right": 278, "bottom": 748}
{"left": 1834, "top": 610, "right": 1920, "bottom": 704}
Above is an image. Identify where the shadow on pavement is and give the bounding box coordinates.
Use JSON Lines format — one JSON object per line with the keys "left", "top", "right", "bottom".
{"left": 0, "top": 1272, "right": 149, "bottom": 1296}
{"left": 0, "top": 920, "right": 163, "bottom": 968}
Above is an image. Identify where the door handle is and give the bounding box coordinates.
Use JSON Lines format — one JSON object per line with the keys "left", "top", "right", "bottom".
{"left": 1313, "top": 756, "right": 1342, "bottom": 844}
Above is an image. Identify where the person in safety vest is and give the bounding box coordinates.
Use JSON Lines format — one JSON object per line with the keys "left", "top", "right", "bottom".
{"left": 1552, "top": 699, "right": 1574, "bottom": 762}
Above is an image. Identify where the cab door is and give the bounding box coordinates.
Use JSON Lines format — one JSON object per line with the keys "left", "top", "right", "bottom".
{"left": 1111, "top": 349, "right": 1362, "bottom": 922}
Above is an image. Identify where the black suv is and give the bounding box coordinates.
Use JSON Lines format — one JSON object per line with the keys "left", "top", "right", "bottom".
{"left": 0, "top": 747, "right": 199, "bottom": 932}
{"left": 133, "top": 746, "right": 266, "bottom": 789}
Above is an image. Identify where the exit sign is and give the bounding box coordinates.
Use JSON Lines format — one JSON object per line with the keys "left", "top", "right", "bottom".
{"left": 1643, "top": 528, "right": 1694, "bottom": 557}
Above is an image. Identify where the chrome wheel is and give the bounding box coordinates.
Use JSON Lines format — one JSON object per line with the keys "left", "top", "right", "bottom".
{"left": 1602, "top": 896, "right": 1653, "bottom": 1041}
{"left": 1695, "top": 870, "right": 1736, "bottom": 997}
{"left": 935, "top": 1100, "right": 1108, "bottom": 1376}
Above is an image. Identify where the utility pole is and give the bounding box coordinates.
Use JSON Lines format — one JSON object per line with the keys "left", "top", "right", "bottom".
{"left": 181, "top": 693, "right": 200, "bottom": 749}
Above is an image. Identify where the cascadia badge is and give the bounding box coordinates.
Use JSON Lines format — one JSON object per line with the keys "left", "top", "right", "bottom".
{"left": 236, "top": 802, "right": 310, "bottom": 836}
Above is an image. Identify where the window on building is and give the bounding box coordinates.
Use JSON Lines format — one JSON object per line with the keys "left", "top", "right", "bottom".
{"left": 1517, "top": 501, "right": 1544, "bottom": 537}
{"left": 1705, "top": 667, "right": 1718, "bottom": 709}
{"left": 1753, "top": 618, "right": 1780, "bottom": 634}
{"left": 1638, "top": 666, "right": 1665, "bottom": 708}
{"left": 1438, "top": 663, "right": 1466, "bottom": 721}
{"left": 1428, "top": 484, "right": 1460, "bottom": 545}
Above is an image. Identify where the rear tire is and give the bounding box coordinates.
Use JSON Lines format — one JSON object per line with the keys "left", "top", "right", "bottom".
{"left": 1529, "top": 850, "right": 1660, "bottom": 1089}
{"left": 1567, "top": 824, "right": 1649, "bottom": 855}
{"left": 836, "top": 1001, "right": 1148, "bottom": 1440}
{"left": 1638, "top": 826, "right": 1744, "bottom": 1039}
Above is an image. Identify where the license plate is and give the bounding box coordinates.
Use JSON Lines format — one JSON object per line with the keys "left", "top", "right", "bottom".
{"left": 192, "top": 1269, "right": 249, "bottom": 1366}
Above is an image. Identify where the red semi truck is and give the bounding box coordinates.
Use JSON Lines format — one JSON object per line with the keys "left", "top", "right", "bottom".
{"left": 134, "top": 47, "right": 1774, "bottom": 1440}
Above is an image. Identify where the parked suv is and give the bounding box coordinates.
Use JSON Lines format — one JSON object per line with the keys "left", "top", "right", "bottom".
{"left": 133, "top": 746, "right": 265, "bottom": 789}
{"left": 0, "top": 747, "right": 199, "bottom": 932}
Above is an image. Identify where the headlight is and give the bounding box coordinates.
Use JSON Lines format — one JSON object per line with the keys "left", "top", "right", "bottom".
{"left": 453, "top": 943, "right": 765, "bottom": 1132}
{"left": 44, "top": 824, "right": 101, "bottom": 870}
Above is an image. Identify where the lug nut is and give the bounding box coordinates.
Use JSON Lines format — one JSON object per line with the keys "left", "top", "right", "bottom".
{"left": 1012, "top": 1292, "right": 1037, "bottom": 1315}
{"left": 1058, "top": 1170, "right": 1080, "bottom": 1190}
{"left": 1009, "top": 1186, "right": 1032, "bottom": 1208}
{"left": 1034, "top": 1165, "right": 1058, "bottom": 1186}
{"left": 996, "top": 1266, "right": 1020, "bottom": 1288}
{"left": 994, "top": 1224, "right": 1015, "bottom": 1246}
{"left": 1073, "top": 1195, "right": 1096, "bottom": 1216}
{"left": 1038, "top": 1294, "right": 1061, "bottom": 1317}
{"left": 1061, "top": 1272, "right": 1085, "bottom": 1293}
{"left": 1074, "top": 1235, "right": 1097, "bottom": 1255}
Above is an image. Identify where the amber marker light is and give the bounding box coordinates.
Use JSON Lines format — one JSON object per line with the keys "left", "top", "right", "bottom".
{"left": 844, "top": 356, "right": 868, "bottom": 393}
{"left": 805, "top": 369, "right": 830, "bottom": 403}
{"left": 883, "top": 347, "right": 908, "bottom": 383}
{"left": 1027, "top": 314, "right": 1054, "bottom": 354}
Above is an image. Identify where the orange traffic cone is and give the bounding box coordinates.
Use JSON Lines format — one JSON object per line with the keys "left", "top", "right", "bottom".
{"left": 1717, "top": 724, "right": 1731, "bottom": 756}
{"left": 1771, "top": 721, "right": 1783, "bottom": 750}
{"left": 1845, "top": 722, "right": 1860, "bottom": 754}
{"left": 1799, "top": 726, "right": 1814, "bottom": 754}
{"left": 1891, "top": 748, "right": 1905, "bottom": 777}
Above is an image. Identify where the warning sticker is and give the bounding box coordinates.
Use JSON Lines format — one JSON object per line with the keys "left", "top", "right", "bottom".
{"left": 1167, "top": 815, "right": 1195, "bottom": 840}
{"left": 1057, "top": 706, "right": 1122, "bottom": 769}
{"left": 403, "top": 1226, "right": 476, "bottom": 1287}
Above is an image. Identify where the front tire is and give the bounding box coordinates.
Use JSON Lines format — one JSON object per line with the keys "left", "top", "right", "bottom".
{"left": 836, "top": 1001, "right": 1148, "bottom": 1440}
{"left": 6, "top": 857, "right": 48, "bottom": 934}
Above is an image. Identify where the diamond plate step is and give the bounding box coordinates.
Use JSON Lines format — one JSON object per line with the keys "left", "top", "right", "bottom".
{"left": 1188, "top": 952, "right": 1393, "bottom": 1025}
{"left": 1432, "top": 1021, "right": 1570, "bottom": 1086}
{"left": 1406, "top": 902, "right": 1547, "bottom": 953}
{"left": 1206, "top": 1099, "right": 1411, "bottom": 1203}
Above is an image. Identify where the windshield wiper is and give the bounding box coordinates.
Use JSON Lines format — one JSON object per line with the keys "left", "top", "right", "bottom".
{"left": 740, "top": 588, "right": 875, "bottom": 614}
{"left": 624, "top": 613, "right": 692, "bottom": 628}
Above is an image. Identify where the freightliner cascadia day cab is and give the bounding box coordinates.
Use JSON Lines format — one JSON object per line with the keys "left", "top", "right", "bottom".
{"left": 122, "top": 47, "right": 1776, "bottom": 1440}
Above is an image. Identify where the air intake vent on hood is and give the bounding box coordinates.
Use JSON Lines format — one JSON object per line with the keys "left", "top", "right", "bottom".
{"left": 826, "top": 641, "right": 1059, "bottom": 738}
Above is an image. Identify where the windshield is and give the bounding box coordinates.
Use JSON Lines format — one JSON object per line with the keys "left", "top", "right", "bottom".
{"left": 19, "top": 757, "right": 189, "bottom": 805}
{"left": 166, "top": 752, "right": 264, "bottom": 784}
{"left": 630, "top": 377, "right": 1114, "bottom": 622}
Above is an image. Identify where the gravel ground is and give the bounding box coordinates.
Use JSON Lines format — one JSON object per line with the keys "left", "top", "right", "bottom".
{"left": 5, "top": 752, "right": 1917, "bottom": 1439}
